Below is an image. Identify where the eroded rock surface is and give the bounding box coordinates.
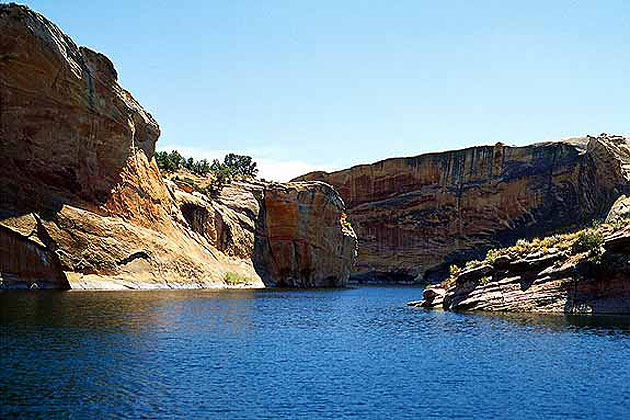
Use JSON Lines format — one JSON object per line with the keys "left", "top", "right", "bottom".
{"left": 170, "top": 180, "right": 357, "bottom": 287}
{"left": 412, "top": 206, "right": 630, "bottom": 314}
{"left": 296, "top": 135, "right": 630, "bottom": 282}
{"left": 606, "top": 195, "right": 630, "bottom": 224}
{"left": 0, "top": 4, "right": 356, "bottom": 290}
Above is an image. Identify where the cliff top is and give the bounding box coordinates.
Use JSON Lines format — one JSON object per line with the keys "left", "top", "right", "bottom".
{"left": 294, "top": 133, "right": 628, "bottom": 181}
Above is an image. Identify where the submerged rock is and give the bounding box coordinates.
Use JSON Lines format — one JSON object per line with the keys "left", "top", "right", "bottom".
{"left": 0, "top": 4, "right": 356, "bottom": 290}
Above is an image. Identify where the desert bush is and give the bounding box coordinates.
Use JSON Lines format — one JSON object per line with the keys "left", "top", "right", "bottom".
{"left": 340, "top": 213, "right": 353, "bottom": 232}
{"left": 449, "top": 264, "right": 460, "bottom": 277}
{"left": 155, "top": 150, "right": 257, "bottom": 179}
{"left": 224, "top": 272, "right": 252, "bottom": 285}
{"left": 485, "top": 248, "right": 502, "bottom": 264}
{"left": 571, "top": 229, "right": 604, "bottom": 255}
{"left": 464, "top": 260, "right": 482, "bottom": 271}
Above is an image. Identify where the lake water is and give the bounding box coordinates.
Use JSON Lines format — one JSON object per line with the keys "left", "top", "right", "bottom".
{"left": 1, "top": 286, "right": 629, "bottom": 419}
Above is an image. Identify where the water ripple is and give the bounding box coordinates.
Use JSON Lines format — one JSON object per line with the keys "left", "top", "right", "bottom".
{"left": 1, "top": 287, "right": 629, "bottom": 419}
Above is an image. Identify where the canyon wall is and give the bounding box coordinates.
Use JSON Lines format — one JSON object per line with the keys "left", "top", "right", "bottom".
{"left": 0, "top": 4, "right": 356, "bottom": 290}
{"left": 296, "top": 135, "right": 630, "bottom": 282}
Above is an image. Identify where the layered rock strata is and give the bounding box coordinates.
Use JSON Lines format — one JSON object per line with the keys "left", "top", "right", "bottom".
{"left": 172, "top": 180, "right": 357, "bottom": 287}
{"left": 0, "top": 4, "right": 356, "bottom": 290}
{"left": 296, "top": 135, "right": 630, "bottom": 283}
{"left": 412, "top": 197, "right": 630, "bottom": 314}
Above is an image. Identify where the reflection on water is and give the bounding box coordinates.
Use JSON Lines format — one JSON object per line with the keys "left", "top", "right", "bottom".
{"left": 472, "top": 310, "right": 630, "bottom": 334}
{"left": 1, "top": 287, "right": 630, "bottom": 419}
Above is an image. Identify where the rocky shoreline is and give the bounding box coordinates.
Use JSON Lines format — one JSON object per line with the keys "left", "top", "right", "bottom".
{"left": 410, "top": 196, "right": 630, "bottom": 314}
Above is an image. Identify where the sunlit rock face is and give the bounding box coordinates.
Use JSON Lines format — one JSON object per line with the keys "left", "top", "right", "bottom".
{"left": 254, "top": 182, "right": 357, "bottom": 287}
{"left": 0, "top": 4, "right": 356, "bottom": 290}
{"left": 171, "top": 180, "right": 357, "bottom": 288}
{"left": 296, "top": 135, "right": 630, "bottom": 283}
{"left": 0, "top": 5, "right": 160, "bottom": 209}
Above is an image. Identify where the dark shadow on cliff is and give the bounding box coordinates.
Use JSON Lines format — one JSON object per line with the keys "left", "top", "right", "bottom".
{"left": 0, "top": 224, "right": 70, "bottom": 290}
{"left": 251, "top": 194, "right": 275, "bottom": 287}
{"left": 562, "top": 253, "right": 630, "bottom": 315}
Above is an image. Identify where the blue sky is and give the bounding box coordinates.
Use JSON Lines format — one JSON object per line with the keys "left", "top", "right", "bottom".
{"left": 17, "top": 0, "right": 630, "bottom": 180}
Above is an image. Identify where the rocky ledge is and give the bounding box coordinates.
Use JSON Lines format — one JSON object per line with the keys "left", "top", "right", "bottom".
{"left": 296, "top": 134, "right": 630, "bottom": 284}
{"left": 410, "top": 196, "right": 630, "bottom": 314}
{"left": 0, "top": 4, "right": 356, "bottom": 290}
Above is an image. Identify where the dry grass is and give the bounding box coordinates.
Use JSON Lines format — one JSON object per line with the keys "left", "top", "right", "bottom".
{"left": 442, "top": 215, "right": 628, "bottom": 290}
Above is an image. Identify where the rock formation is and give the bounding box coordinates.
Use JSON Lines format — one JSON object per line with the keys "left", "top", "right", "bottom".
{"left": 171, "top": 179, "right": 357, "bottom": 287}
{"left": 0, "top": 4, "right": 356, "bottom": 290}
{"left": 296, "top": 135, "right": 630, "bottom": 283}
{"left": 411, "top": 197, "right": 630, "bottom": 314}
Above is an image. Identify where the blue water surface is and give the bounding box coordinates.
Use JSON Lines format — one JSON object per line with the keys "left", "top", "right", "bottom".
{"left": 1, "top": 286, "right": 629, "bottom": 419}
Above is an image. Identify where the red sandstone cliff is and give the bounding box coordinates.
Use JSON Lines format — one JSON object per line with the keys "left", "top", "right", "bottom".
{"left": 296, "top": 135, "right": 630, "bottom": 283}
{"left": 0, "top": 4, "right": 356, "bottom": 290}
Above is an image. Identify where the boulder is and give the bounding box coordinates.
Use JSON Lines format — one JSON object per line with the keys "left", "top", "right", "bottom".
{"left": 456, "top": 264, "right": 494, "bottom": 284}
{"left": 606, "top": 195, "right": 630, "bottom": 224}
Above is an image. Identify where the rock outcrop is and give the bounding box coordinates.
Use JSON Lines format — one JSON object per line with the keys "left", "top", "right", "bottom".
{"left": 171, "top": 179, "right": 357, "bottom": 287}
{"left": 296, "top": 135, "right": 630, "bottom": 283}
{"left": 606, "top": 195, "right": 630, "bottom": 224}
{"left": 411, "top": 200, "right": 630, "bottom": 314}
{"left": 0, "top": 4, "right": 356, "bottom": 290}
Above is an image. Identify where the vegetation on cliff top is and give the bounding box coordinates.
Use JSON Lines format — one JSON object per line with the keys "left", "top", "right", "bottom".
{"left": 442, "top": 215, "right": 628, "bottom": 290}
{"left": 156, "top": 150, "right": 258, "bottom": 177}
{"left": 155, "top": 150, "right": 258, "bottom": 195}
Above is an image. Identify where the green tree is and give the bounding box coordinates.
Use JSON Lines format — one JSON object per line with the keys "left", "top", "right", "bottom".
{"left": 154, "top": 150, "right": 258, "bottom": 194}
{"left": 223, "top": 153, "right": 258, "bottom": 178}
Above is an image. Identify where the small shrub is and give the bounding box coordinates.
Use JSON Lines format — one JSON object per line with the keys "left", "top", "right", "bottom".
{"left": 513, "top": 238, "right": 531, "bottom": 253}
{"left": 224, "top": 272, "right": 252, "bottom": 285}
{"left": 464, "top": 260, "right": 482, "bottom": 271}
{"left": 441, "top": 265, "right": 461, "bottom": 289}
{"left": 449, "top": 264, "right": 461, "bottom": 277}
{"left": 485, "top": 249, "right": 502, "bottom": 264}
{"left": 571, "top": 229, "right": 604, "bottom": 255}
{"left": 609, "top": 217, "right": 629, "bottom": 230}
{"left": 340, "top": 213, "right": 353, "bottom": 232}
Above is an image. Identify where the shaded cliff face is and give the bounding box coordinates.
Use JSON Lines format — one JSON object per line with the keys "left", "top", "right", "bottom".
{"left": 296, "top": 135, "right": 630, "bottom": 282}
{"left": 0, "top": 4, "right": 356, "bottom": 290}
{"left": 413, "top": 196, "right": 630, "bottom": 314}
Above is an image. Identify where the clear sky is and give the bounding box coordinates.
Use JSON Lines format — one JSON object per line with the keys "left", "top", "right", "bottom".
{"left": 17, "top": 0, "right": 630, "bottom": 181}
